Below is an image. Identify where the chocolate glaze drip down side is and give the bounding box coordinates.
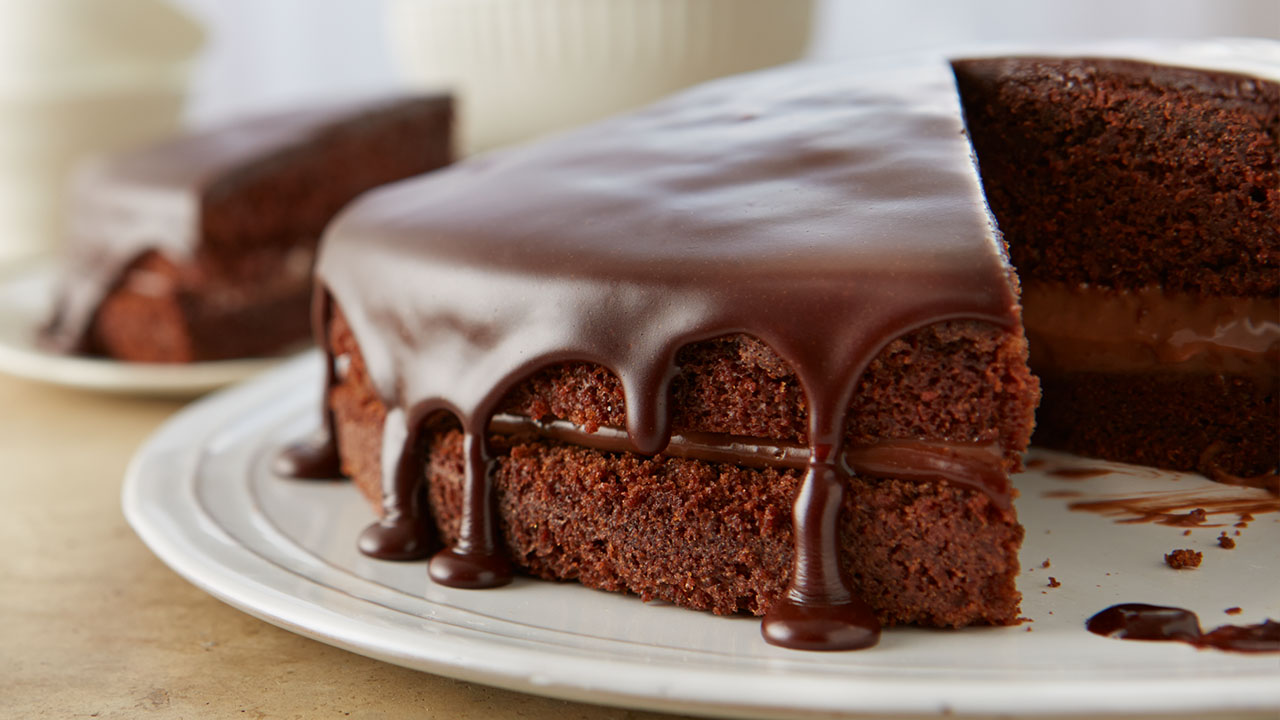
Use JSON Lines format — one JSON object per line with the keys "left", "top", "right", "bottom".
{"left": 275, "top": 288, "right": 342, "bottom": 479}
{"left": 305, "top": 56, "right": 1022, "bottom": 652}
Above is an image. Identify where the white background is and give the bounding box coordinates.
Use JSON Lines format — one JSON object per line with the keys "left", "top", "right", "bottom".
{"left": 170, "top": 0, "right": 1280, "bottom": 124}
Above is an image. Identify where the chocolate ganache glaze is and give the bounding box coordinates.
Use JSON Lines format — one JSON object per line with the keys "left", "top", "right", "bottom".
{"left": 42, "top": 95, "right": 449, "bottom": 354}
{"left": 281, "top": 57, "right": 1021, "bottom": 652}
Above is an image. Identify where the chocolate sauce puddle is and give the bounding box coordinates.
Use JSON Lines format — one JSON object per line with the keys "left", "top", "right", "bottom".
{"left": 273, "top": 430, "right": 342, "bottom": 479}
{"left": 281, "top": 58, "right": 1025, "bottom": 650}
{"left": 1067, "top": 489, "right": 1280, "bottom": 526}
{"left": 1087, "top": 604, "right": 1280, "bottom": 653}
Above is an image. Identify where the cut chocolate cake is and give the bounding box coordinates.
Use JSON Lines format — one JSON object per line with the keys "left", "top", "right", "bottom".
{"left": 282, "top": 57, "right": 1038, "bottom": 651}
{"left": 43, "top": 95, "right": 453, "bottom": 363}
{"left": 953, "top": 52, "right": 1278, "bottom": 483}
{"left": 281, "top": 40, "right": 1278, "bottom": 651}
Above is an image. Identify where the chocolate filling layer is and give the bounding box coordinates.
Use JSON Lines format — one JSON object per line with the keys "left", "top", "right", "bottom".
{"left": 1022, "top": 283, "right": 1280, "bottom": 381}
{"left": 488, "top": 414, "right": 1012, "bottom": 509}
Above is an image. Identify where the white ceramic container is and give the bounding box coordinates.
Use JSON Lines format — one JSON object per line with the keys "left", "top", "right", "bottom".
{"left": 388, "top": 0, "right": 814, "bottom": 153}
{"left": 0, "top": 0, "right": 202, "bottom": 264}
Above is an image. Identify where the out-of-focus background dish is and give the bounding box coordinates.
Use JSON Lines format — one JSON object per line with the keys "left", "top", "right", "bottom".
{"left": 387, "top": 0, "right": 814, "bottom": 153}
{"left": 0, "top": 0, "right": 201, "bottom": 265}
{"left": 0, "top": 257, "right": 285, "bottom": 396}
{"left": 4, "top": 0, "right": 1278, "bottom": 263}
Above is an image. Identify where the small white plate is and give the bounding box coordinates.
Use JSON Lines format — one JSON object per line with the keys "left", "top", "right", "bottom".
{"left": 0, "top": 257, "right": 299, "bottom": 397}
{"left": 123, "top": 353, "right": 1280, "bottom": 719}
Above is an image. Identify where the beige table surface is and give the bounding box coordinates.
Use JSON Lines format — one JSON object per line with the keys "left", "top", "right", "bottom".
{"left": 1, "top": 371, "right": 1275, "bottom": 720}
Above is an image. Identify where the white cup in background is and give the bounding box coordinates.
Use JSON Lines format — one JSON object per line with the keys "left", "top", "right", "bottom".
{"left": 388, "top": 0, "right": 814, "bottom": 154}
{"left": 0, "top": 0, "right": 202, "bottom": 265}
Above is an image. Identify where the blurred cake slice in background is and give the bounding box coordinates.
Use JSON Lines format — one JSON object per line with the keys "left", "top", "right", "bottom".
{"left": 42, "top": 94, "right": 453, "bottom": 363}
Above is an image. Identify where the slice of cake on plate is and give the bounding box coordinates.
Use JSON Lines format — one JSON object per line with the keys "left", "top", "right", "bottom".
{"left": 43, "top": 94, "right": 453, "bottom": 363}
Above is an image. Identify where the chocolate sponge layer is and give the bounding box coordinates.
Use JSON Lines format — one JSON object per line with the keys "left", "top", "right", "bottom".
{"left": 326, "top": 305, "right": 1032, "bottom": 627}
{"left": 425, "top": 430, "right": 1024, "bottom": 627}
{"left": 954, "top": 57, "right": 1278, "bottom": 296}
{"left": 1036, "top": 370, "right": 1278, "bottom": 479}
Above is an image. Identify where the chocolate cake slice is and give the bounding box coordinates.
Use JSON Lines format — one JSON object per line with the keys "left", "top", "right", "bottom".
{"left": 43, "top": 95, "right": 453, "bottom": 363}
{"left": 281, "top": 58, "right": 1039, "bottom": 650}
{"left": 952, "top": 50, "right": 1278, "bottom": 483}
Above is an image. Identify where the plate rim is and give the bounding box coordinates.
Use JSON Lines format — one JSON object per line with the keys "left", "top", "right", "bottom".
{"left": 122, "top": 353, "right": 1280, "bottom": 719}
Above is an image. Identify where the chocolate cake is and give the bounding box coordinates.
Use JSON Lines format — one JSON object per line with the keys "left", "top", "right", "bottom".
{"left": 280, "top": 40, "right": 1278, "bottom": 651}
{"left": 953, "top": 52, "right": 1278, "bottom": 482}
{"left": 43, "top": 95, "right": 453, "bottom": 363}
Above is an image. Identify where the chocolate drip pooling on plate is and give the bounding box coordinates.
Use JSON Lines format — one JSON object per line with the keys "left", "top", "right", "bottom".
{"left": 1087, "top": 603, "right": 1280, "bottom": 653}
{"left": 276, "top": 289, "right": 342, "bottom": 478}
{"left": 289, "top": 58, "right": 1024, "bottom": 650}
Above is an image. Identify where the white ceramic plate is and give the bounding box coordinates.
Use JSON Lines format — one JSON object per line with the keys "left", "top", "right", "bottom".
{"left": 123, "top": 353, "right": 1280, "bottom": 719}
{"left": 0, "top": 257, "right": 299, "bottom": 397}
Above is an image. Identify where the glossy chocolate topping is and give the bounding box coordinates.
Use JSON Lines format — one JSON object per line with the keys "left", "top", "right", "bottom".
{"left": 42, "top": 95, "right": 450, "bottom": 353}
{"left": 1087, "top": 603, "right": 1280, "bottom": 653}
{"left": 309, "top": 57, "right": 1021, "bottom": 651}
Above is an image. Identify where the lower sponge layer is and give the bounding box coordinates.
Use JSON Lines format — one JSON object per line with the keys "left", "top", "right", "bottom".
{"left": 1034, "top": 371, "right": 1278, "bottom": 479}
{"left": 423, "top": 429, "right": 1024, "bottom": 627}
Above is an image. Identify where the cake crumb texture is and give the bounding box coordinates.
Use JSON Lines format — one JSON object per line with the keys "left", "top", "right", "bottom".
{"left": 1165, "top": 548, "right": 1203, "bottom": 569}
{"left": 325, "top": 307, "right": 1027, "bottom": 627}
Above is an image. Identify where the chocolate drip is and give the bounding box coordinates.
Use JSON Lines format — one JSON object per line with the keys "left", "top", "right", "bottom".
{"left": 761, "top": 455, "right": 881, "bottom": 650}
{"left": 760, "top": 359, "right": 885, "bottom": 647}
{"left": 273, "top": 430, "right": 342, "bottom": 479}
{"left": 1087, "top": 603, "right": 1280, "bottom": 653}
{"left": 427, "top": 421, "right": 512, "bottom": 587}
{"left": 314, "top": 57, "right": 1026, "bottom": 650}
{"left": 276, "top": 289, "right": 342, "bottom": 479}
{"left": 356, "top": 407, "right": 436, "bottom": 560}
{"left": 1086, "top": 603, "right": 1202, "bottom": 641}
